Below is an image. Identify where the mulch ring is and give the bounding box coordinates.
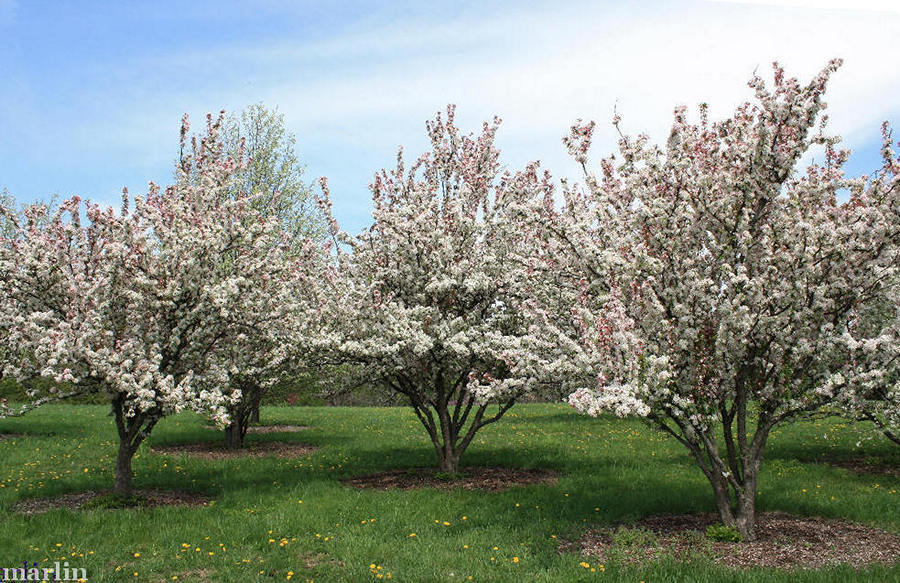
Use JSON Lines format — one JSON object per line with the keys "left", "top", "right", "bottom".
{"left": 245, "top": 424, "right": 309, "bottom": 434}
{"left": 820, "top": 458, "right": 900, "bottom": 479}
{"left": 12, "top": 489, "right": 210, "bottom": 515}
{"left": 151, "top": 441, "right": 317, "bottom": 460}
{"left": 341, "top": 466, "right": 558, "bottom": 492}
{"left": 204, "top": 424, "right": 310, "bottom": 434}
{"left": 567, "top": 512, "right": 900, "bottom": 570}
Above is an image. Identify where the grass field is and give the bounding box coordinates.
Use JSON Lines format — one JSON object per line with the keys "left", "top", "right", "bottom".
{"left": 1, "top": 404, "right": 898, "bottom": 582}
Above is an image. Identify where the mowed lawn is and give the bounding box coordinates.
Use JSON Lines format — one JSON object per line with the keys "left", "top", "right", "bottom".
{"left": 1, "top": 404, "right": 897, "bottom": 582}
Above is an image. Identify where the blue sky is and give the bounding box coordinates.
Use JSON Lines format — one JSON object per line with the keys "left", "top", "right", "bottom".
{"left": 2, "top": 0, "right": 898, "bottom": 234}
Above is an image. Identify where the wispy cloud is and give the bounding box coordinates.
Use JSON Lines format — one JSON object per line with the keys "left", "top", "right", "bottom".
{"left": 2, "top": 0, "right": 898, "bottom": 231}
{"left": 93, "top": 1, "right": 900, "bottom": 154}
{"left": 711, "top": 0, "right": 900, "bottom": 14}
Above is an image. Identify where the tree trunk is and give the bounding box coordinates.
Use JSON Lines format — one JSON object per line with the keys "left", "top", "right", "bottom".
{"left": 224, "top": 421, "right": 244, "bottom": 450}
{"left": 223, "top": 401, "right": 252, "bottom": 449}
{"left": 734, "top": 455, "right": 761, "bottom": 541}
{"left": 710, "top": 474, "right": 735, "bottom": 527}
{"left": 734, "top": 489, "right": 757, "bottom": 541}
{"left": 705, "top": 449, "right": 762, "bottom": 541}
{"left": 404, "top": 380, "right": 517, "bottom": 475}
{"left": 436, "top": 443, "right": 461, "bottom": 474}
{"left": 113, "top": 438, "right": 135, "bottom": 496}
{"left": 111, "top": 395, "right": 158, "bottom": 497}
{"left": 250, "top": 404, "right": 260, "bottom": 424}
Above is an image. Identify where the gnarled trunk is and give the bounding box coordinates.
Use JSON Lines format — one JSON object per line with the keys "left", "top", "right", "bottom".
{"left": 662, "top": 395, "right": 772, "bottom": 542}
{"left": 703, "top": 426, "right": 767, "bottom": 541}
{"left": 114, "top": 437, "right": 135, "bottom": 496}
{"left": 224, "top": 421, "right": 245, "bottom": 450}
{"left": 707, "top": 469, "right": 758, "bottom": 541}
{"left": 436, "top": 437, "right": 462, "bottom": 473}
{"left": 223, "top": 382, "right": 263, "bottom": 449}
{"left": 112, "top": 395, "right": 159, "bottom": 496}
{"left": 406, "top": 381, "right": 516, "bottom": 474}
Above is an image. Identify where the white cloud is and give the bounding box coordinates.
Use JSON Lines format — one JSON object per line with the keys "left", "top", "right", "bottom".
{"left": 254, "top": 0, "right": 900, "bottom": 177}
{"left": 7, "top": 0, "right": 898, "bottom": 227}
{"left": 163, "top": 1, "right": 898, "bottom": 154}
{"left": 711, "top": 0, "right": 900, "bottom": 14}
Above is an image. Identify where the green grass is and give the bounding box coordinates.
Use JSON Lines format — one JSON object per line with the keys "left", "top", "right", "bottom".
{"left": 0, "top": 404, "right": 897, "bottom": 582}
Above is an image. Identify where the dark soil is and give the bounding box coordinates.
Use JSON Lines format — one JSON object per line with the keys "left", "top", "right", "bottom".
{"left": 151, "top": 441, "right": 317, "bottom": 460}
{"left": 568, "top": 512, "right": 900, "bottom": 569}
{"left": 341, "top": 466, "right": 558, "bottom": 491}
{"left": 0, "top": 433, "right": 23, "bottom": 441}
{"left": 246, "top": 424, "right": 309, "bottom": 434}
{"left": 12, "top": 489, "right": 210, "bottom": 515}
{"left": 819, "top": 458, "right": 900, "bottom": 479}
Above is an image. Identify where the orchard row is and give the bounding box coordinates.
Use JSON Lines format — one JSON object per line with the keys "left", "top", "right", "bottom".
{"left": 1, "top": 59, "right": 897, "bottom": 541}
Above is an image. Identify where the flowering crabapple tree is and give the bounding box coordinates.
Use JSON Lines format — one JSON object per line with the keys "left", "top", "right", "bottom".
{"left": 314, "top": 106, "right": 553, "bottom": 473}
{"left": 0, "top": 112, "right": 314, "bottom": 493}
{"left": 834, "top": 144, "right": 900, "bottom": 445}
{"left": 176, "top": 112, "right": 323, "bottom": 448}
{"left": 215, "top": 103, "right": 326, "bottom": 426}
{"left": 541, "top": 60, "right": 900, "bottom": 540}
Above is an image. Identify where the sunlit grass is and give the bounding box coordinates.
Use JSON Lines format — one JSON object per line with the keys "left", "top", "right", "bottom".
{"left": 0, "top": 404, "right": 897, "bottom": 582}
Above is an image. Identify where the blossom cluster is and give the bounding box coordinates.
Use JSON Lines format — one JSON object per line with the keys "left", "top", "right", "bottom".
{"left": 529, "top": 60, "right": 900, "bottom": 537}
{"left": 312, "top": 106, "right": 554, "bottom": 404}
{"left": 0, "top": 112, "right": 321, "bottom": 426}
{"left": 1, "top": 61, "right": 897, "bottom": 504}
